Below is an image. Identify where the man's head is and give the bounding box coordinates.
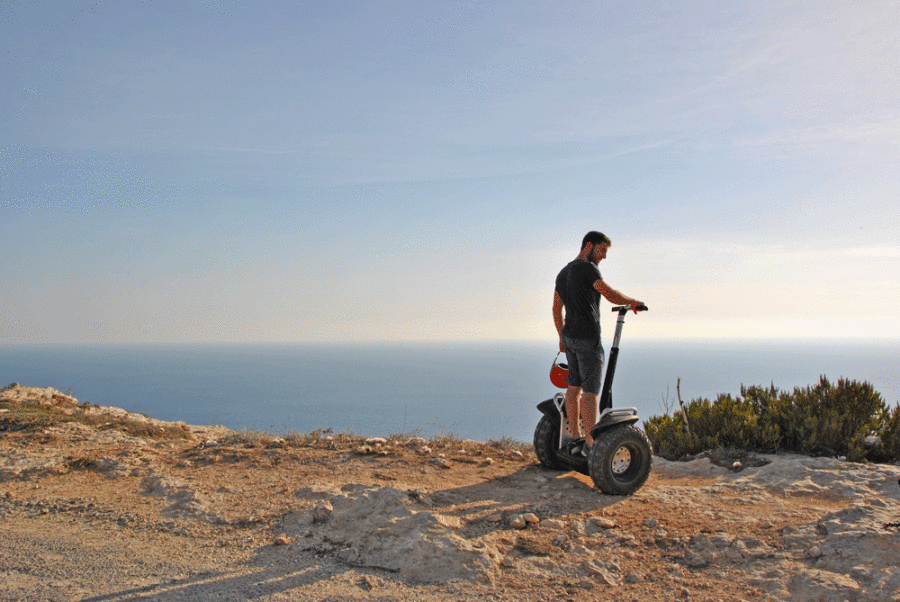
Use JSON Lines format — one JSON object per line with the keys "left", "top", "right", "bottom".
{"left": 581, "top": 231, "right": 611, "bottom": 250}
{"left": 581, "top": 231, "right": 611, "bottom": 264}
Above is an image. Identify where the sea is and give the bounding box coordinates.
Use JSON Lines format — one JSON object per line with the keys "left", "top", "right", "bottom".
{"left": 2, "top": 339, "right": 898, "bottom": 443}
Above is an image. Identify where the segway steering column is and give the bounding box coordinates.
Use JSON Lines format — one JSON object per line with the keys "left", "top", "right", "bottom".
{"left": 598, "top": 305, "right": 648, "bottom": 414}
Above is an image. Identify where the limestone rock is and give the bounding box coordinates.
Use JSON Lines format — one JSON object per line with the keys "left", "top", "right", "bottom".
{"left": 313, "top": 502, "right": 333, "bottom": 522}
{"left": 590, "top": 516, "right": 616, "bottom": 529}
{"left": 543, "top": 519, "right": 566, "bottom": 530}
{"left": 274, "top": 534, "right": 291, "bottom": 545}
{"left": 310, "top": 485, "right": 492, "bottom": 582}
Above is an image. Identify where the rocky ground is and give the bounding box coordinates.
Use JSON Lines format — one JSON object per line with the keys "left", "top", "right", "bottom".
{"left": 2, "top": 383, "right": 900, "bottom": 602}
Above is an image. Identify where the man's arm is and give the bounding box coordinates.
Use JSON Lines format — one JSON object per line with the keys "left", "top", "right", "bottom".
{"left": 552, "top": 291, "right": 565, "bottom": 352}
{"left": 593, "top": 279, "right": 643, "bottom": 312}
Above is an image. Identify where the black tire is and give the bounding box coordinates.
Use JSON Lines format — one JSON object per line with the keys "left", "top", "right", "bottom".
{"left": 533, "top": 414, "right": 565, "bottom": 470}
{"left": 588, "top": 425, "right": 653, "bottom": 495}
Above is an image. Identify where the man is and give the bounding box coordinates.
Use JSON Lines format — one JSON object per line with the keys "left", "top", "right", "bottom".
{"left": 552, "top": 231, "right": 644, "bottom": 457}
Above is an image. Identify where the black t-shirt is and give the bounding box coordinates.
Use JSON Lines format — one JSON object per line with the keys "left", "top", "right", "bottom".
{"left": 555, "top": 259, "right": 602, "bottom": 343}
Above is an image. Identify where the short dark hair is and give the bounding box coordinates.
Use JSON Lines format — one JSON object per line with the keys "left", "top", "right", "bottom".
{"left": 581, "top": 231, "right": 611, "bottom": 250}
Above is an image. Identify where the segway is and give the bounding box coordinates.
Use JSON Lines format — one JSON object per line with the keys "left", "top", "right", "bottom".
{"left": 534, "top": 305, "right": 653, "bottom": 495}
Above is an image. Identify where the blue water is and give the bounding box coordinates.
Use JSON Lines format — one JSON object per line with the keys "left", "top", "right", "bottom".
{"left": 1, "top": 339, "right": 898, "bottom": 442}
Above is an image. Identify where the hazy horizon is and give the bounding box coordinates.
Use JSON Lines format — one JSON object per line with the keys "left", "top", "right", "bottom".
{"left": 4, "top": 335, "right": 900, "bottom": 349}
{"left": 3, "top": 1, "right": 898, "bottom": 345}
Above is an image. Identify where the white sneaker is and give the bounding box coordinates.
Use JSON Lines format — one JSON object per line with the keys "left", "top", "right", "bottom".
{"left": 566, "top": 438, "right": 588, "bottom": 458}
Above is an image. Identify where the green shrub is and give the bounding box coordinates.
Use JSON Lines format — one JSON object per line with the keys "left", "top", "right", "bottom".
{"left": 778, "top": 377, "right": 887, "bottom": 461}
{"left": 875, "top": 404, "right": 900, "bottom": 461}
{"left": 644, "top": 411, "right": 711, "bottom": 459}
{"left": 646, "top": 377, "right": 894, "bottom": 463}
{"left": 741, "top": 384, "right": 791, "bottom": 449}
{"left": 647, "top": 392, "right": 780, "bottom": 460}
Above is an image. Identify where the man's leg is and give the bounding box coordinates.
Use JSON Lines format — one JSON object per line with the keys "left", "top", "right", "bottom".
{"left": 565, "top": 386, "right": 582, "bottom": 439}
{"left": 581, "top": 392, "right": 599, "bottom": 446}
{"left": 579, "top": 343, "right": 604, "bottom": 448}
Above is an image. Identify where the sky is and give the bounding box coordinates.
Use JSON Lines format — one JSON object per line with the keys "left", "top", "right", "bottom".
{"left": 1, "top": 0, "right": 899, "bottom": 345}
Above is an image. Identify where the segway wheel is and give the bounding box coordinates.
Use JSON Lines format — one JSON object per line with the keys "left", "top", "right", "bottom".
{"left": 588, "top": 424, "right": 653, "bottom": 495}
{"left": 533, "top": 414, "right": 565, "bottom": 470}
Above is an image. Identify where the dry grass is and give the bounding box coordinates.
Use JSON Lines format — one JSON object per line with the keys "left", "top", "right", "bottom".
{"left": 0, "top": 397, "right": 190, "bottom": 440}
{"left": 1, "top": 394, "right": 532, "bottom": 452}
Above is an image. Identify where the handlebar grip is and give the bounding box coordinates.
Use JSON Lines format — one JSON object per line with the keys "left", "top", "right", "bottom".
{"left": 612, "top": 305, "right": 649, "bottom": 312}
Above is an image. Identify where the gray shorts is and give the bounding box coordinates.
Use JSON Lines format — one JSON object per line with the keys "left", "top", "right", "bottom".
{"left": 562, "top": 336, "right": 605, "bottom": 394}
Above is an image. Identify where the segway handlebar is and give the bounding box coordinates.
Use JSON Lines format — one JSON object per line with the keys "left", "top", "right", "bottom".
{"left": 612, "top": 304, "right": 648, "bottom": 313}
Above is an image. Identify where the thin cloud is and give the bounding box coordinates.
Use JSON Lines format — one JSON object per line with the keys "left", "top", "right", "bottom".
{"left": 846, "top": 246, "right": 900, "bottom": 259}
{"left": 734, "top": 119, "right": 900, "bottom": 149}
